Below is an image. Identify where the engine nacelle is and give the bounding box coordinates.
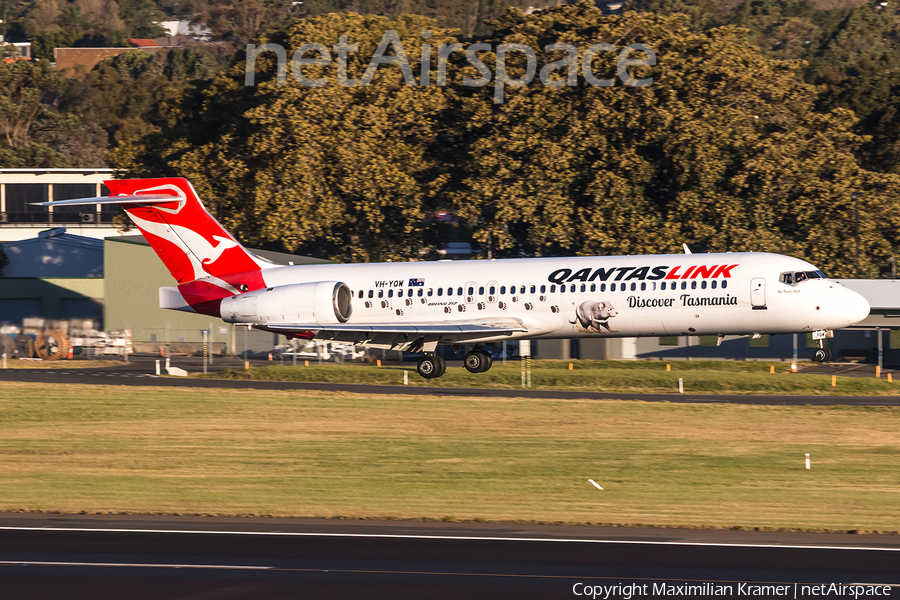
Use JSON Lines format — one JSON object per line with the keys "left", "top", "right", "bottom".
{"left": 220, "top": 281, "right": 352, "bottom": 324}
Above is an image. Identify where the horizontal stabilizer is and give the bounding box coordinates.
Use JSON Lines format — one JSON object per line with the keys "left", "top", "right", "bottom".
{"left": 31, "top": 194, "right": 180, "bottom": 207}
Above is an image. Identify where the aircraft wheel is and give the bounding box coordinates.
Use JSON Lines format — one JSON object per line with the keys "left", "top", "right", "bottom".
{"left": 434, "top": 354, "right": 447, "bottom": 378}
{"left": 813, "top": 348, "right": 827, "bottom": 363}
{"left": 417, "top": 356, "right": 439, "bottom": 379}
{"left": 464, "top": 351, "right": 485, "bottom": 373}
{"left": 823, "top": 348, "right": 832, "bottom": 362}
{"left": 480, "top": 353, "right": 493, "bottom": 373}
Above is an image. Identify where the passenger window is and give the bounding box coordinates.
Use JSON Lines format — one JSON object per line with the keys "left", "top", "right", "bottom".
{"left": 358, "top": 290, "right": 364, "bottom": 299}
{"left": 500, "top": 286, "right": 506, "bottom": 294}
{"left": 691, "top": 281, "right": 697, "bottom": 290}
{"left": 468, "top": 286, "right": 474, "bottom": 296}
{"left": 641, "top": 282, "right": 646, "bottom": 291}
{"left": 479, "top": 286, "right": 485, "bottom": 295}
{"left": 611, "top": 283, "right": 616, "bottom": 292}
{"left": 661, "top": 282, "right": 666, "bottom": 291}
{"left": 681, "top": 282, "right": 687, "bottom": 290}
{"left": 418, "top": 289, "right": 423, "bottom": 297}
{"left": 438, "top": 288, "right": 443, "bottom": 296}
{"left": 651, "top": 282, "right": 656, "bottom": 291}
{"left": 631, "top": 283, "right": 637, "bottom": 291}
{"left": 458, "top": 287, "right": 463, "bottom": 296}
{"left": 550, "top": 285, "right": 556, "bottom": 293}
{"left": 722, "top": 280, "right": 728, "bottom": 289}
{"left": 701, "top": 281, "right": 707, "bottom": 289}
{"left": 530, "top": 285, "right": 536, "bottom": 294}
{"left": 379, "top": 290, "right": 384, "bottom": 298}
{"left": 490, "top": 286, "right": 496, "bottom": 295}
{"left": 398, "top": 289, "right": 404, "bottom": 297}
{"left": 711, "top": 280, "right": 717, "bottom": 289}
{"left": 570, "top": 285, "right": 576, "bottom": 292}
{"left": 600, "top": 283, "right": 606, "bottom": 292}
{"left": 540, "top": 285, "right": 546, "bottom": 293}
{"left": 447, "top": 288, "right": 453, "bottom": 296}
{"left": 590, "top": 284, "right": 596, "bottom": 292}
{"left": 560, "top": 285, "right": 566, "bottom": 294}
{"left": 428, "top": 288, "right": 433, "bottom": 296}
{"left": 520, "top": 286, "right": 526, "bottom": 294}
{"left": 388, "top": 289, "right": 394, "bottom": 298}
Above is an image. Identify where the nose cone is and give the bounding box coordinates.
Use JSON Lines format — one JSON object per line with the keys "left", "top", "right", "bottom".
{"left": 843, "top": 288, "right": 870, "bottom": 326}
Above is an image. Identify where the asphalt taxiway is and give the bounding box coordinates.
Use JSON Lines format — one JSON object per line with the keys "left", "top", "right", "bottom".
{"left": 1, "top": 514, "right": 898, "bottom": 599}
{"left": 2, "top": 357, "right": 899, "bottom": 406}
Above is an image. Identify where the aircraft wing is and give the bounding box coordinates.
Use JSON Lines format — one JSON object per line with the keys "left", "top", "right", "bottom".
{"left": 246, "top": 318, "right": 529, "bottom": 351}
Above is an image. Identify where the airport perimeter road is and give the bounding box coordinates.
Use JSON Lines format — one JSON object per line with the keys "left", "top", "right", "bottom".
{"left": 0, "top": 514, "right": 898, "bottom": 600}
{"left": 2, "top": 362, "right": 900, "bottom": 406}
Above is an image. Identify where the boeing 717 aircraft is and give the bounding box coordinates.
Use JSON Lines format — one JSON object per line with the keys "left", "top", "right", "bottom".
{"left": 40, "top": 178, "right": 870, "bottom": 378}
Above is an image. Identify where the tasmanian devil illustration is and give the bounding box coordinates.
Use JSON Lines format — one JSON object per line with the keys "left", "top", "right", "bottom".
{"left": 570, "top": 300, "right": 618, "bottom": 333}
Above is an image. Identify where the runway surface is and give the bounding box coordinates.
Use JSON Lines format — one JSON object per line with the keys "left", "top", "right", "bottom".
{"left": 1, "top": 514, "right": 898, "bottom": 599}
{"left": 2, "top": 358, "right": 899, "bottom": 405}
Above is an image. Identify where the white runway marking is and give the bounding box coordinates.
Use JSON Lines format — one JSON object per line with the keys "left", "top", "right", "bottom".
{"left": 0, "top": 527, "right": 898, "bottom": 552}
{"left": 0, "top": 560, "right": 272, "bottom": 570}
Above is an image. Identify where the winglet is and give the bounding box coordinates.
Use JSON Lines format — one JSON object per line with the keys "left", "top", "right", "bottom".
{"left": 682, "top": 243, "right": 692, "bottom": 255}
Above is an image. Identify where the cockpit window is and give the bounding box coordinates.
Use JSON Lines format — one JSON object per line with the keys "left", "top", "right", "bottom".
{"left": 780, "top": 270, "right": 826, "bottom": 286}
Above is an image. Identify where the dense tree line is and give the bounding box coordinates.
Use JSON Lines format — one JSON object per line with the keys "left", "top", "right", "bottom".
{"left": 111, "top": 5, "right": 900, "bottom": 276}
{"left": 0, "top": 0, "right": 898, "bottom": 275}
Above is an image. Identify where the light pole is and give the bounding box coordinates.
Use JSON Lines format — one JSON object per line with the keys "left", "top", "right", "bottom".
{"left": 852, "top": 192, "right": 860, "bottom": 278}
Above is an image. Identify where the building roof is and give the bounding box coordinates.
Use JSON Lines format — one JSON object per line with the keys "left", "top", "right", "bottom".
{"left": 1, "top": 227, "right": 104, "bottom": 278}
{"left": 127, "top": 39, "right": 158, "bottom": 47}
{"left": 834, "top": 279, "right": 900, "bottom": 312}
{"left": 107, "top": 235, "right": 333, "bottom": 265}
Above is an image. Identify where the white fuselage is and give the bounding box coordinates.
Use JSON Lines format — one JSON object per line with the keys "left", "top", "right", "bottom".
{"left": 248, "top": 252, "right": 869, "bottom": 342}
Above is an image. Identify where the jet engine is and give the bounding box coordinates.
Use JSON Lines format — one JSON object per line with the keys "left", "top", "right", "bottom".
{"left": 220, "top": 281, "right": 352, "bottom": 324}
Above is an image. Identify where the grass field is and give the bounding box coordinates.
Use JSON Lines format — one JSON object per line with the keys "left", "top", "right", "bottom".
{"left": 1, "top": 381, "right": 899, "bottom": 533}
{"left": 3, "top": 359, "right": 122, "bottom": 369}
{"left": 196, "top": 361, "right": 900, "bottom": 396}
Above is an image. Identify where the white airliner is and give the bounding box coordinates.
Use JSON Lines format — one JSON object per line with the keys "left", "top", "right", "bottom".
{"left": 40, "top": 177, "right": 870, "bottom": 378}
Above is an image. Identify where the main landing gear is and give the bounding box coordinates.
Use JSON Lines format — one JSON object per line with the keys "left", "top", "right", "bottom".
{"left": 464, "top": 349, "right": 493, "bottom": 374}
{"left": 415, "top": 347, "right": 494, "bottom": 379}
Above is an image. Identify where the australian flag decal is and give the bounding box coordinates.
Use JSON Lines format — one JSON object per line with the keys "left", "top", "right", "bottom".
{"left": 409, "top": 278, "right": 425, "bottom": 287}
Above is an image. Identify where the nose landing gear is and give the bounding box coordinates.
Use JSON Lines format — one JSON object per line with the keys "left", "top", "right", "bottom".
{"left": 811, "top": 331, "right": 832, "bottom": 363}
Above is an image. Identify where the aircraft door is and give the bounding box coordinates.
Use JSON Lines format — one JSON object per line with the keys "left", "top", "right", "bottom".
{"left": 751, "top": 278, "right": 766, "bottom": 309}
{"left": 465, "top": 281, "right": 477, "bottom": 304}
{"left": 486, "top": 280, "right": 498, "bottom": 303}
